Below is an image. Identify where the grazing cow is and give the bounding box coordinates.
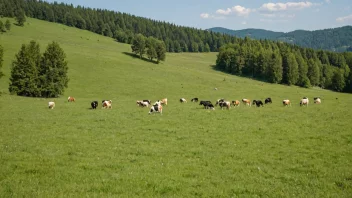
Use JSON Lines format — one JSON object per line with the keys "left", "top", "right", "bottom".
{"left": 253, "top": 100, "right": 264, "bottom": 107}
{"left": 137, "top": 100, "right": 149, "bottom": 107}
{"left": 218, "top": 101, "right": 231, "bottom": 110}
{"left": 300, "top": 98, "right": 309, "bottom": 107}
{"left": 231, "top": 100, "right": 240, "bottom": 107}
{"left": 160, "top": 98, "right": 168, "bottom": 105}
{"left": 242, "top": 99, "right": 251, "bottom": 107}
{"left": 141, "top": 100, "right": 151, "bottom": 105}
{"left": 199, "top": 101, "right": 214, "bottom": 109}
{"left": 215, "top": 98, "right": 225, "bottom": 106}
{"left": 102, "top": 100, "right": 108, "bottom": 105}
{"left": 48, "top": 101, "right": 55, "bottom": 109}
{"left": 180, "top": 98, "right": 187, "bottom": 103}
{"left": 283, "top": 99, "right": 291, "bottom": 107}
{"left": 265, "top": 97, "right": 272, "bottom": 104}
{"left": 68, "top": 96, "right": 75, "bottom": 102}
{"left": 191, "top": 98, "right": 199, "bottom": 102}
{"left": 149, "top": 104, "right": 163, "bottom": 114}
{"left": 314, "top": 97, "right": 321, "bottom": 104}
{"left": 91, "top": 101, "right": 98, "bottom": 109}
{"left": 102, "top": 100, "right": 112, "bottom": 109}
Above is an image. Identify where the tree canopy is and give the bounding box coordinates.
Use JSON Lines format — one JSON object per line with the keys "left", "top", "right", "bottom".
{"left": 9, "top": 40, "right": 69, "bottom": 97}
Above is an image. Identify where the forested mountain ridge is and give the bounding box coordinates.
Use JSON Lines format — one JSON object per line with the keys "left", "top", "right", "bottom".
{"left": 208, "top": 26, "right": 352, "bottom": 52}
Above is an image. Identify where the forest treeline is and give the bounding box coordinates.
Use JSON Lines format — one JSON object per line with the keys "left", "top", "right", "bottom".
{"left": 216, "top": 38, "right": 352, "bottom": 92}
{"left": 0, "top": 0, "right": 351, "bottom": 92}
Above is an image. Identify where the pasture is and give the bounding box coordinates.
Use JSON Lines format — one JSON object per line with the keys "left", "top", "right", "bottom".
{"left": 0, "top": 18, "right": 352, "bottom": 197}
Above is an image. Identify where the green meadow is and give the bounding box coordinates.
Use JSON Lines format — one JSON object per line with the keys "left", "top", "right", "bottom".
{"left": 0, "top": 18, "right": 352, "bottom": 197}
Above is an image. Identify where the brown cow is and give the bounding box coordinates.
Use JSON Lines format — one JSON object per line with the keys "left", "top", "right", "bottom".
{"left": 242, "top": 99, "right": 251, "bottom": 107}
{"left": 68, "top": 96, "right": 75, "bottom": 102}
{"left": 231, "top": 100, "right": 240, "bottom": 107}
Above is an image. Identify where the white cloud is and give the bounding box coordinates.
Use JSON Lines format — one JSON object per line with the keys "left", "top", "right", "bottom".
{"left": 200, "top": 13, "right": 226, "bottom": 20}
{"left": 200, "top": 13, "right": 210, "bottom": 19}
{"left": 216, "top": 8, "right": 232, "bottom": 15}
{"left": 336, "top": 14, "right": 352, "bottom": 23}
{"left": 259, "top": 2, "right": 316, "bottom": 12}
{"left": 216, "top": 5, "right": 252, "bottom": 17}
{"left": 260, "top": 18, "right": 289, "bottom": 23}
{"left": 261, "top": 13, "right": 296, "bottom": 18}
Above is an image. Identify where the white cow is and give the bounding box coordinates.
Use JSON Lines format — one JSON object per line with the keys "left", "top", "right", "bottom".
{"left": 48, "top": 101, "right": 55, "bottom": 109}
{"left": 300, "top": 98, "right": 309, "bottom": 107}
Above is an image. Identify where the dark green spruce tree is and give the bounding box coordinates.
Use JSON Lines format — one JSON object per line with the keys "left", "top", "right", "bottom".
{"left": 39, "top": 42, "right": 69, "bottom": 98}
{"left": 9, "top": 41, "right": 41, "bottom": 96}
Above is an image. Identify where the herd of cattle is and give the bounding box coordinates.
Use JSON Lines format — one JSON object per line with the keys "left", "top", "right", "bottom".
{"left": 47, "top": 96, "right": 322, "bottom": 114}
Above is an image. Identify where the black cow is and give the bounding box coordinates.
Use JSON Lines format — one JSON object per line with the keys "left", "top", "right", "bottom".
{"left": 253, "top": 100, "right": 264, "bottom": 107}
{"left": 199, "top": 101, "right": 213, "bottom": 109}
{"left": 191, "top": 98, "right": 199, "bottom": 102}
{"left": 265, "top": 97, "right": 272, "bottom": 104}
{"left": 91, "top": 101, "right": 98, "bottom": 109}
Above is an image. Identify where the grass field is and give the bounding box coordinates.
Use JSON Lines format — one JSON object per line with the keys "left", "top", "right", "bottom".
{"left": 0, "top": 18, "right": 352, "bottom": 197}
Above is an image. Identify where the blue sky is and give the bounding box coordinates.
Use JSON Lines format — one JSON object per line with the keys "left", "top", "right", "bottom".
{"left": 46, "top": 0, "right": 352, "bottom": 32}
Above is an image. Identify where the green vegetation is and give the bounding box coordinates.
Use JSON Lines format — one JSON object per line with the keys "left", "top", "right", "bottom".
{"left": 15, "top": 8, "right": 26, "bottom": 26}
{"left": 208, "top": 26, "right": 352, "bottom": 52}
{"left": 0, "top": 44, "right": 4, "bottom": 79}
{"left": 8, "top": 40, "right": 68, "bottom": 97}
{"left": 0, "top": 20, "right": 5, "bottom": 32}
{"left": 5, "top": 19, "right": 11, "bottom": 30}
{"left": 0, "top": 17, "right": 351, "bottom": 197}
{"left": 216, "top": 40, "right": 352, "bottom": 93}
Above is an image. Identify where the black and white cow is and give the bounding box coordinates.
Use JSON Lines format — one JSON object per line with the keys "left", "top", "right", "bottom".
{"left": 149, "top": 104, "right": 163, "bottom": 114}
{"left": 180, "top": 98, "right": 187, "bottom": 103}
{"left": 143, "top": 100, "right": 151, "bottom": 105}
{"left": 218, "top": 101, "right": 231, "bottom": 110}
{"left": 91, "top": 101, "right": 98, "bottom": 109}
{"left": 191, "top": 98, "right": 199, "bottom": 102}
{"left": 215, "top": 98, "right": 225, "bottom": 106}
{"left": 264, "top": 97, "right": 272, "bottom": 104}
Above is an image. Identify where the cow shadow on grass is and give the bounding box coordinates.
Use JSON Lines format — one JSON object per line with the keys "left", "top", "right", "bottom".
{"left": 122, "top": 52, "right": 158, "bottom": 64}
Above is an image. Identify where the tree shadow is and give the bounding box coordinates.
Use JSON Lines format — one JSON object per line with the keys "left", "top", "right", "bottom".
{"left": 209, "top": 64, "right": 270, "bottom": 84}
{"left": 122, "top": 52, "right": 158, "bottom": 64}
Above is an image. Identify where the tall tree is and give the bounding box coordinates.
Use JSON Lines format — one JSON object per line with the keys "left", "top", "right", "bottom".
{"left": 332, "top": 69, "right": 346, "bottom": 92}
{"left": 9, "top": 41, "right": 41, "bottom": 96}
{"left": 131, "top": 33, "right": 146, "bottom": 58}
{"left": 266, "top": 52, "right": 283, "bottom": 83}
{"left": 5, "top": 19, "right": 11, "bottom": 30}
{"left": 15, "top": 9, "right": 26, "bottom": 26}
{"left": 155, "top": 41, "right": 166, "bottom": 63}
{"left": 285, "top": 53, "right": 299, "bottom": 85}
{"left": 0, "top": 21, "right": 5, "bottom": 32}
{"left": 307, "top": 59, "right": 321, "bottom": 86}
{"left": 39, "top": 42, "right": 69, "bottom": 98}
{"left": 146, "top": 37, "right": 157, "bottom": 61}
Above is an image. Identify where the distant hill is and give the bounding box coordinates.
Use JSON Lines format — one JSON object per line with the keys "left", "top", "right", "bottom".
{"left": 208, "top": 26, "right": 352, "bottom": 52}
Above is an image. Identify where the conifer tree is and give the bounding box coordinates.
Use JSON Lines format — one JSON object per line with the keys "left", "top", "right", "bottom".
{"left": 9, "top": 41, "right": 41, "bottom": 96}
{"left": 39, "top": 42, "right": 69, "bottom": 98}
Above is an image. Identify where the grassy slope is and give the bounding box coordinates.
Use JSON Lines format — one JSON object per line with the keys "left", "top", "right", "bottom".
{"left": 0, "top": 18, "right": 352, "bottom": 197}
